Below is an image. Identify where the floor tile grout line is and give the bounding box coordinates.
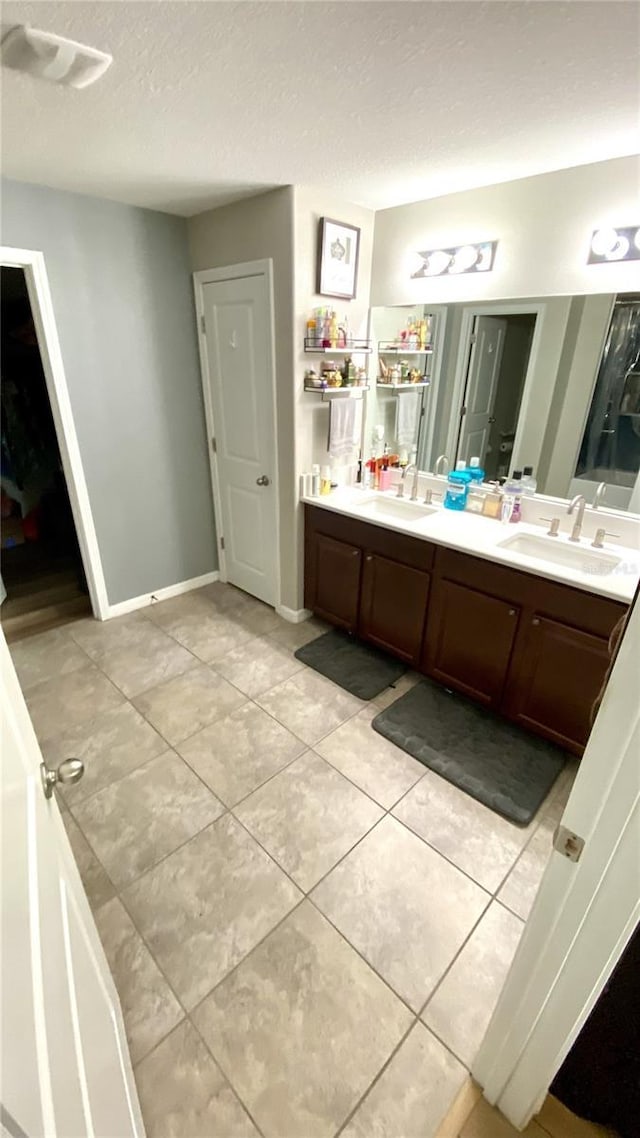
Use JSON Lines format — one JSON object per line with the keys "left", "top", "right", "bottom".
{"left": 187, "top": 894, "right": 308, "bottom": 1021}
{"left": 185, "top": 1016, "right": 270, "bottom": 1138}
{"left": 81, "top": 804, "right": 231, "bottom": 904}
{"left": 333, "top": 1014, "right": 420, "bottom": 1138}
{"left": 305, "top": 895, "right": 422, "bottom": 1020}
{"left": 416, "top": 895, "right": 502, "bottom": 1026}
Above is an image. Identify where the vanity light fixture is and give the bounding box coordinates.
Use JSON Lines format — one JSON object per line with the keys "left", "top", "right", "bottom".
{"left": 411, "top": 240, "right": 497, "bottom": 279}
{"left": 588, "top": 226, "right": 640, "bottom": 264}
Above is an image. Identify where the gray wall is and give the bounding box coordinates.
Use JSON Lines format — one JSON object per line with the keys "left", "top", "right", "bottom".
{"left": 2, "top": 179, "right": 216, "bottom": 605}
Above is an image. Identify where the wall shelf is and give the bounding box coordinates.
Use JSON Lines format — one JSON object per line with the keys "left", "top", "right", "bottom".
{"left": 376, "top": 381, "right": 431, "bottom": 392}
{"left": 378, "top": 341, "right": 434, "bottom": 354}
{"left": 304, "top": 383, "right": 369, "bottom": 400}
{"left": 304, "top": 338, "right": 371, "bottom": 354}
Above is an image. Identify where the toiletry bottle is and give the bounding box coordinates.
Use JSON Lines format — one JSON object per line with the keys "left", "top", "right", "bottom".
{"left": 503, "top": 470, "right": 523, "bottom": 523}
{"left": 455, "top": 460, "right": 472, "bottom": 483}
{"left": 311, "top": 464, "right": 321, "bottom": 496}
{"left": 329, "top": 311, "right": 338, "bottom": 348}
{"left": 306, "top": 317, "right": 317, "bottom": 345}
{"left": 444, "top": 470, "right": 469, "bottom": 511}
{"left": 468, "top": 456, "right": 485, "bottom": 484}
{"left": 320, "top": 465, "right": 332, "bottom": 495}
{"left": 521, "top": 466, "right": 537, "bottom": 496}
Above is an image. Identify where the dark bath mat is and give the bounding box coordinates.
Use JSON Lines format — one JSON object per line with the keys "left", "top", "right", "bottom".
{"left": 372, "top": 679, "right": 566, "bottom": 825}
{"left": 295, "top": 629, "right": 407, "bottom": 700}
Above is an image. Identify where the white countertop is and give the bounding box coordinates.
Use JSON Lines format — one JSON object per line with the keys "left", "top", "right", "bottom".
{"left": 302, "top": 487, "right": 640, "bottom": 604}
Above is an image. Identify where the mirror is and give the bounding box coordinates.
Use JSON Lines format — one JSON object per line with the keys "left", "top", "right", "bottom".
{"left": 366, "top": 293, "right": 640, "bottom": 514}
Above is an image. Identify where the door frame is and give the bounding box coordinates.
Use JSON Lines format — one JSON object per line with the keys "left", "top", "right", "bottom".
{"left": 473, "top": 593, "right": 640, "bottom": 1129}
{"left": 193, "top": 259, "right": 281, "bottom": 606}
{"left": 1, "top": 246, "right": 109, "bottom": 620}
{"left": 445, "top": 302, "right": 545, "bottom": 472}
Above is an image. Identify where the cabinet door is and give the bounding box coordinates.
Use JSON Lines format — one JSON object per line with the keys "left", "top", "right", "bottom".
{"left": 359, "top": 553, "right": 430, "bottom": 664}
{"left": 309, "top": 532, "right": 362, "bottom": 631}
{"left": 423, "top": 578, "right": 519, "bottom": 706}
{"left": 505, "top": 615, "right": 610, "bottom": 754}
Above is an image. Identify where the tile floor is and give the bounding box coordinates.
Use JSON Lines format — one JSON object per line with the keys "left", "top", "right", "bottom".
{"left": 11, "top": 581, "right": 577, "bottom": 1138}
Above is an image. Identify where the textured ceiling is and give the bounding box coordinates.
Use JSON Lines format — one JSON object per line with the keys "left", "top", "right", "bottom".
{"left": 1, "top": 0, "right": 639, "bottom": 216}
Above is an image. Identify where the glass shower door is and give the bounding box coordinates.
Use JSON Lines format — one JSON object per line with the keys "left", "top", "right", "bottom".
{"left": 572, "top": 296, "right": 640, "bottom": 511}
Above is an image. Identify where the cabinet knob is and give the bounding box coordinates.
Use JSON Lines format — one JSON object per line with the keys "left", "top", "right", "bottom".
{"left": 532, "top": 618, "right": 540, "bottom": 626}
{"left": 366, "top": 555, "right": 372, "bottom": 561}
{"left": 508, "top": 608, "right": 516, "bottom": 616}
{"left": 353, "top": 550, "right": 360, "bottom": 557}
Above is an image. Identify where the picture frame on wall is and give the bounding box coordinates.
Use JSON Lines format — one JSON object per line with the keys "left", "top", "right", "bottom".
{"left": 317, "top": 217, "right": 360, "bottom": 300}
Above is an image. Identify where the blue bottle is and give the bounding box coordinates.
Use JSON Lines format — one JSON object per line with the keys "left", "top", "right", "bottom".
{"left": 444, "top": 470, "right": 470, "bottom": 511}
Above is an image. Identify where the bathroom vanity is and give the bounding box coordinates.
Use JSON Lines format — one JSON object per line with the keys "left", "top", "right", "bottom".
{"left": 304, "top": 491, "right": 635, "bottom": 756}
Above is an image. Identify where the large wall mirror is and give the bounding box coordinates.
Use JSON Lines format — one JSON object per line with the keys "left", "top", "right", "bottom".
{"left": 366, "top": 292, "right": 640, "bottom": 515}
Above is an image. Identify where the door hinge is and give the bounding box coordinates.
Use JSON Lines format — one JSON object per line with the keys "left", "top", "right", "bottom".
{"left": 460, "top": 405, "right": 467, "bottom": 417}
{"left": 211, "top": 436, "right": 217, "bottom": 453}
{"left": 553, "top": 824, "right": 585, "bottom": 863}
{"left": 200, "top": 314, "right": 206, "bottom": 334}
{"left": 220, "top": 536, "right": 225, "bottom": 550}
{"left": 469, "top": 334, "right": 477, "bottom": 344}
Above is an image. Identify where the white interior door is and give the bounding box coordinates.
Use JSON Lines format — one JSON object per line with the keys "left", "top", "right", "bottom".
{"left": 1, "top": 629, "right": 143, "bottom": 1138}
{"left": 474, "top": 591, "right": 640, "bottom": 1128}
{"left": 458, "top": 316, "right": 507, "bottom": 464}
{"left": 199, "top": 268, "right": 278, "bottom": 606}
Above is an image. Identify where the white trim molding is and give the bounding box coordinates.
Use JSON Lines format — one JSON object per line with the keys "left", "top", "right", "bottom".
{"left": 275, "top": 604, "right": 312, "bottom": 624}
{"left": 105, "top": 572, "right": 219, "bottom": 620}
{"left": 1, "top": 246, "right": 109, "bottom": 619}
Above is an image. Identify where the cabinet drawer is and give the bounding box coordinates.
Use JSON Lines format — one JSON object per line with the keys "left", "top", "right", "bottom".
{"left": 434, "top": 546, "right": 627, "bottom": 639}
{"left": 305, "top": 504, "right": 434, "bottom": 572}
{"left": 424, "top": 578, "right": 520, "bottom": 706}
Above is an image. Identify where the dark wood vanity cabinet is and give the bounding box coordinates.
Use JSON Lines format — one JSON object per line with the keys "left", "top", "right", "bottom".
{"left": 424, "top": 578, "right": 520, "bottom": 707}
{"left": 304, "top": 505, "right": 627, "bottom": 755}
{"left": 306, "top": 531, "right": 362, "bottom": 631}
{"left": 360, "top": 553, "right": 430, "bottom": 663}
{"left": 505, "top": 616, "right": 611, "bottom": 750}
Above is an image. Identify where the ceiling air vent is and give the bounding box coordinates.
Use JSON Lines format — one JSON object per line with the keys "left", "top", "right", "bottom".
{"left": 1, "top": 25, "right": 112, "bottom": 89}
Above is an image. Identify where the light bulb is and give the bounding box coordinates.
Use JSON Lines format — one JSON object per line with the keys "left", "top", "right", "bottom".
{"left": 605, "top": 235, "right": 629, "bottom": 260}
{"left": 476, "top": 244, "right": 494, "bottom": 271}
{"left": 591, "top": 228, "right": 619, "bottom": 257}
{"left": 424, "top": 250, "right": 452, "bottom": 276}
{"left": 450, "top": 245, "right": 479, "bottom": 273}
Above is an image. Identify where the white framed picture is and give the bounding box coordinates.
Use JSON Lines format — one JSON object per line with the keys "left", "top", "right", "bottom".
{"left": 317, "top": 217, "right": 361, "bottom": 300}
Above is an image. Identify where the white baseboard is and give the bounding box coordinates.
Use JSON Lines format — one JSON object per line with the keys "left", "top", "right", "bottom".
{"left": 103, "top": 572, "right": 219, "bottom": 620}
{"left": 275, "top": 604, "right": 312, "bottom": 624}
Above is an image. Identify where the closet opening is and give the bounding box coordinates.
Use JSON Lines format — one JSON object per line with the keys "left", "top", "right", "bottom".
{"left": 1, "top": 267, "right": 91, "bottom": 640}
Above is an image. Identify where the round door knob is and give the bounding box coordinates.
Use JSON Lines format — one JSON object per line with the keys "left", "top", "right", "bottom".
{"left": 40, "top": 758, "right": 84, "bottom": 800}
{"left": 256, "top": 475, "right": 270, "bottom": 486}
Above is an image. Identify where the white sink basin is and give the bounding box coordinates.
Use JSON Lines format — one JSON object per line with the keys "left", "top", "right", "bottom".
{"left": 498, "top": 533, "right": 621, "bottom": 577}
{"left": 357, "top": 496, "right": 438, "bottom": 523}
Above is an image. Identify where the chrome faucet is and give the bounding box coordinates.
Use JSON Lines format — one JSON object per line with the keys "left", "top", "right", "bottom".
{"left": 397, "top": 463, "right": 420, "bottom": 502}
{"left": 592, "top": 481, "right": 607, "bottom": 510}
{"left": 567, "top": 494, "right": 586, "bottom": 542}
{"left": 434, "top": 454, "right": 449, "bottom": 478}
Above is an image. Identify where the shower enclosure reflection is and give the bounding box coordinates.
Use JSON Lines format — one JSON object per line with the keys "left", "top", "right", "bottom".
{"left": 571, "top": 296, "right": 640, "bottom": 511}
